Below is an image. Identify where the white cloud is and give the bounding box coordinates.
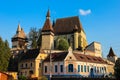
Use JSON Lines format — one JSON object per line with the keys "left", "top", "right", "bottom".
{"left": 79, "top": 9, "right": 91, "bottom": 16}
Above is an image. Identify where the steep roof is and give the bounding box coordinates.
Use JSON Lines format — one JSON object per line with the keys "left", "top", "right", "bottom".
{"left": 44, "top": 52, "right": 68, "bottom": 62}
{"left": 20, "top": 49, "right": 40, "bottom": 61}
{"left": 12, "top": 24, "right": 27, "bottom": 39}
{"left": 73, "top": 53, "right": 107, "bottom": 64}
{"left": 42, "top": 10, "right": 54, "bottom": 32}
{"left": 54, "top": 16, "right": 84, "bottom": 34}
{"left": 107, "top": 47, "right": 116, "bottom": 57}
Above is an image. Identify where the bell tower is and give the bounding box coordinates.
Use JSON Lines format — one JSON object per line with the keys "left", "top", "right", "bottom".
{"left": 11, "top": 24, "right": 28, "bottom": 54}
{"left": 41, "top": 9, "right": 54, "bottom": 50}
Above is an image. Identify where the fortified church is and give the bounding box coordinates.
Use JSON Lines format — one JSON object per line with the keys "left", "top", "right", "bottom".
{"left": 7, "top": 10, "right": 118, "bottom": 79}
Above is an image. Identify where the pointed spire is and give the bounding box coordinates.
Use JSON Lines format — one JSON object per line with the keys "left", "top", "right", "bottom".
{"left": 107, "top": 47, "right": 116, "bottom": 57}
{"left": 42, "top": 9, "right": 54, "bottom": 32}
{"left": 46, "top": 9, "right": 50, "bottom": 19}
{"left": 16, "top": 24, "right": 21, "bottom": 33}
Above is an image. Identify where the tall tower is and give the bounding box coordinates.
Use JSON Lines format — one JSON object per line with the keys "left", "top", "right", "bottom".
{"left": 41, "top": 9, "right": 54, "bottom": 50}
{"left": 11, "top": 24, "right": 28, "bottom": 54}
{"left": 107, "top": 47, "right": 118, "bottom": 63}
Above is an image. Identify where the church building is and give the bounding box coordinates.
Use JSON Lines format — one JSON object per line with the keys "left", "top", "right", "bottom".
{"left": 8, "top": 9, "right": 117, "bottom": 79}
{"left": 41, "top": 10, "right": 87, "bottom": 50}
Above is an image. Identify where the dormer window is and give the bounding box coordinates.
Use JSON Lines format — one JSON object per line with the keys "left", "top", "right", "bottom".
{"left": 69, "top": 57, "right": 72, "bottom": 59}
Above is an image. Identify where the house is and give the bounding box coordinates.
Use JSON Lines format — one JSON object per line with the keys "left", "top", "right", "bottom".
{"left": 18, "top": 49, "right": 47, "bottom": 78}
{"left": 43, "top": 47, "right": 108, "bottom": 78}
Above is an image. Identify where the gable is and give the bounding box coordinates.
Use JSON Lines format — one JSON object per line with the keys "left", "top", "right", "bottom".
{"left": 65, "top": 51, "right": 77, "bottom": 61}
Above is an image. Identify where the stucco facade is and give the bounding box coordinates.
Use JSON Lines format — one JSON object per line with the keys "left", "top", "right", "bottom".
{"left": 43, "top": 48, "right": 108, "bottom": 78}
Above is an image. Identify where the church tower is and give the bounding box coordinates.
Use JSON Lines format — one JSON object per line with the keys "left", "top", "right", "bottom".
{"left": 107, "top": 47, "right": 118, "bottom": 63}
{"left": 41, "top": 10, "right": 54, "bottom": 50}
{"left": 11, "top": 24, "right": 28, "bottom": 54}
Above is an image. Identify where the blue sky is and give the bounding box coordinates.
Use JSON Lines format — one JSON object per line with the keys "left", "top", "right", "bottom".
{"left": 0, "top": 0, "right": 120, "bottom": 57}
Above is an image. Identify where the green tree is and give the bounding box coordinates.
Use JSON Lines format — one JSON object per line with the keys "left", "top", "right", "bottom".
{"left": 114, "top": 58, "right": 120, "bottom": 79}
{"left": 37, "top": 28, "right": 42, "bottom": 48}
{"left": 28, "top": 27, "right": 42, "bottom": 49}
{"left": 56, "top": 37, "right": 69, "bottom": 50}
{"left": 0, "top": 37, "right": 11, "bottom": 71}
{"left": 28, "top": 27, "right": 38, "bottom": 49}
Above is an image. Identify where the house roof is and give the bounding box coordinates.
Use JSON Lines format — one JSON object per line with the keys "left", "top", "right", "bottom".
{"left": 44, "top": 52, "right": 68, "bottom": 62}
{"left": 42, "top": 10, "right": 54, "bottom": 32}
{"left": 54, "top": 16, "right": 84, "bottom": 34}
{"left": 12, "top": 24, "right": 27, "bottom": 39}
{"left": 107, "top": 47, "right": 116, "bottom": 57}
{"left": 73, "top": 53, "right": 107, "bottom": 64}
{"left": 44, "top": 51, "right": 107, "bottom": 64}
{"left": 20, "top": 49, "right": 40, "bottom": 61}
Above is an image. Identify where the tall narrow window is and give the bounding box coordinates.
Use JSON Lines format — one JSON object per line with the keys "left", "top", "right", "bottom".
{"left": 81, "top": 65, "right": 83, "bottom": 72}
{"left": 100, "top": 67, "right": 102, "bottom": 73}
{"left": 45, "top": 66, "right": 47, "bottom": 73}
{"left": 54, "top": 40, "right": 56, "bottom": 49}
{"left": 55, "top": 65, "right": 57, "bottom": 72}
{"left": 104, "top": 67, "right": 106, "bottom": 73}
{"left": 97, "top": 67, "right": 99, "bottom": 73}
{"left": 94, "top": 67, "right": 96, "bottom": 73}
{"left": 68, "top": 64, "right": 73, "bottom": 72}
{"left": 84, "top": 65, "right": 86, "bottom": 72}
{"left": 31, "top": 63, "right": 32, "bottom": 67}
{"left": 87, "top": 66, "right": 89, "bottom": 72}
{"left": 21, "top": 64, "right": 23, "bottom": 68}
{"left": 60, "top": 65, "right": 63, "bottom": 72}
{"left": 25, "top": 63, "right": 27, "bottom": 68}
{"left": 78, "top": 65, "right": 80, "bottom": 72}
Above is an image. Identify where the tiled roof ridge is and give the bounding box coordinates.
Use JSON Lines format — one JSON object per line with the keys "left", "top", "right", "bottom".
{"left": 56, "top": 16, "right": 78, "bottom": 20}
{"left": 73, "top": 53, "right": 107, "bottom": 64}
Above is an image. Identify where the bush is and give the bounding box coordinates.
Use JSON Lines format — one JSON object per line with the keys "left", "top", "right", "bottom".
{"left": 56, "top": 37, "right": 69, "bottom": 50}
{"left": 18, "top": 76, "right": 27, "bottom": 80}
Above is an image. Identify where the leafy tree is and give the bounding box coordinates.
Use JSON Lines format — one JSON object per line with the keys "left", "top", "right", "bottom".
{"left": 56, "top": 37, "right": 69, "bottom": 50}
{"left": 28, "top": 27, "right": 42, "bottom": 49}
{"left": 37, "top": 28, "right": 42, "bottom": 48}
{"left": 0, "top": 37, "right": 11, "bottom": 71}
{"left": 114, "top": 58, "right": 120, "bottom": 79}
{"left": 28, "top": 27, "right": 38, "bottom": 49}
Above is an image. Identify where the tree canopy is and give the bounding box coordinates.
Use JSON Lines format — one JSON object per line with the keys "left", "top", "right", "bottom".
{"left": 114, "top": 58, "right": 120, "bottom": 79}
{"left": 56, "top": 37, "right": 69, "bottom": 50}
{"left": 0, "top": 36, "right": 11, "bottom": 71}
{"left": 28, "top": 27, "right": 42, "bottom": 49}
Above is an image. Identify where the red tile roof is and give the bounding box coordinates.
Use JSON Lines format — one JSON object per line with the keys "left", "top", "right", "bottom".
{"left": 107, "top": 47, "right": 116, "bottom": 57}
{"left": 44, "top": 52, "right": 68, "bottom": 62}
{"left": 54, "top": 16, "right": 84, "bottom": 34}
{"left": 42, "top": 10, "right": 54, "bottom": 32}
{"left": 42, "top": 19, "right": 54, "bottom": 32}
{"left": 73, "top": 53, "right": 107, "bottom": 64}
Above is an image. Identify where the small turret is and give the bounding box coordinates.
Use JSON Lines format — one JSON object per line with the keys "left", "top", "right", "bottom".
{"left": 11, "top": 24, "right": 28, "bottom": 54}
{"left": 107, "top": 47, "right": 118, "bottom": 63}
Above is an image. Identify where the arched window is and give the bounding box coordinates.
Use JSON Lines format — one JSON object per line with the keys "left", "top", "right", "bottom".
{"left": 68, "top": 64, "right": 73, "bottom": 72}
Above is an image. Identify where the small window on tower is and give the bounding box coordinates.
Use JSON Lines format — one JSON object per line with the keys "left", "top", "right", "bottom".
{"left": 69, "top": 57, "right": 72, "bottom": 59}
